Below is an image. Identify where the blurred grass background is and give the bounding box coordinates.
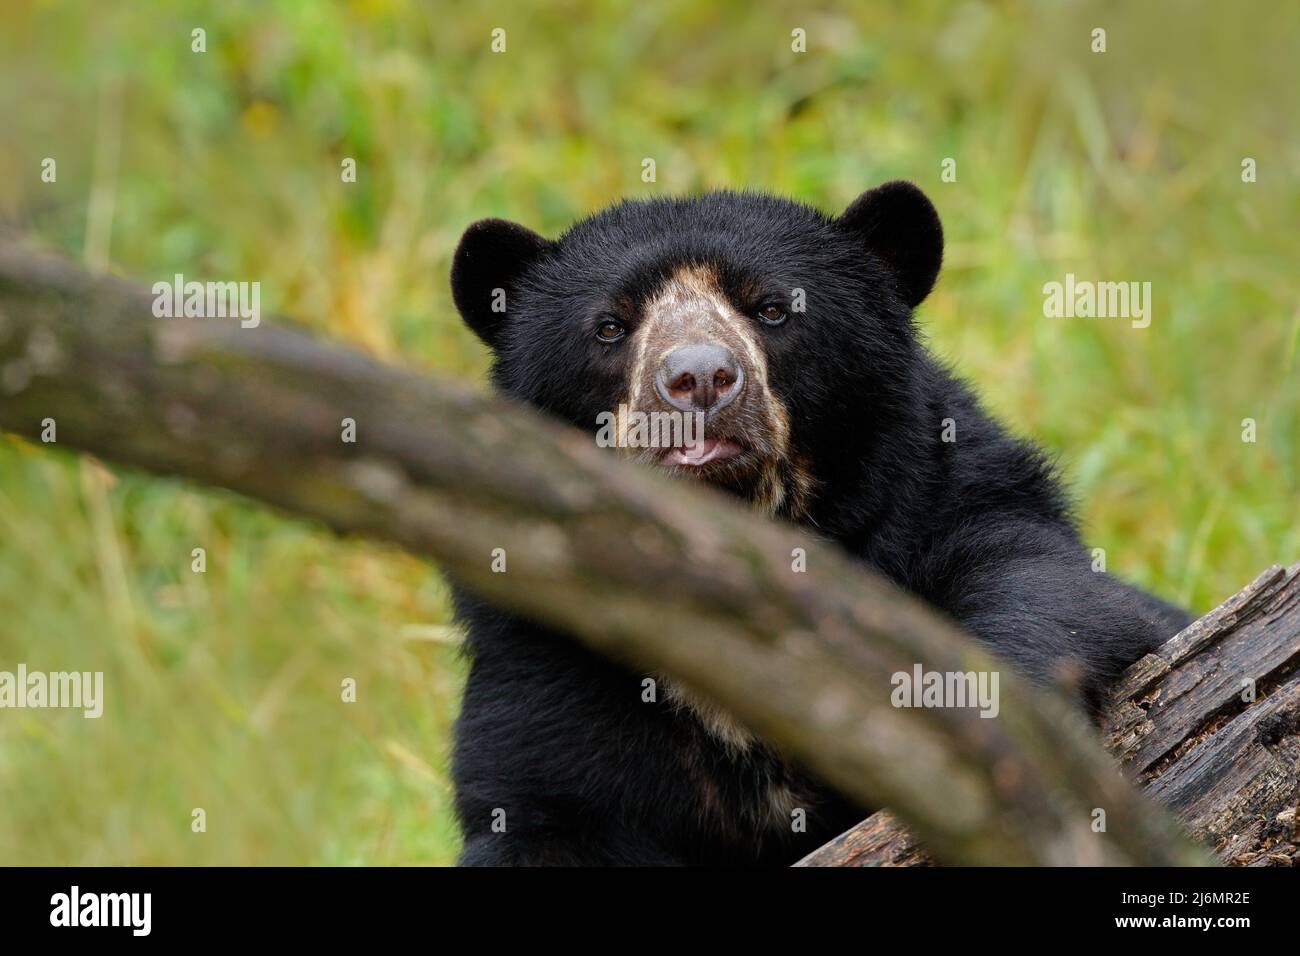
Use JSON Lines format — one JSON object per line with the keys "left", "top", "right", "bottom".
{"left": 0, "top": 0, "right": 1296, "bottom": 864}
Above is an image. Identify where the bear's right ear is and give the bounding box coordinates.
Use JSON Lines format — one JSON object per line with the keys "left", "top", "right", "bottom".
{"left": 451, "top": 218, "right": 554, "bottom": 348}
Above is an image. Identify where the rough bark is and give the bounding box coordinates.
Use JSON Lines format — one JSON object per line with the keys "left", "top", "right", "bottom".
{"left": 0, "top": 238, "right": 1211, "bottom": 866}
{"left": 796, "top": 564, "right": 1300, "bottom": 866}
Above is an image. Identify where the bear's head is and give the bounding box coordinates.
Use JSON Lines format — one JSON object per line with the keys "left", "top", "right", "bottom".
{"left": 451, "top": 181, "right": 942, "bottom": 524}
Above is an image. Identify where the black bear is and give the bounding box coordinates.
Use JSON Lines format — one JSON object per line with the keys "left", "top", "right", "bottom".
{"left": 448, "top": 181, "right": 1190, "bottom": 866}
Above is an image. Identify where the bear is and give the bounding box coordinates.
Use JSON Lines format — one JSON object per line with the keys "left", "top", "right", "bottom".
{"left": 447, "top": 181, "right": 1192, "bottom": 866}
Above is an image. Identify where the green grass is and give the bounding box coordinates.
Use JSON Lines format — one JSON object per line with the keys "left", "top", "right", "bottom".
{"left": 0, "top": 0, "right": 1296, "bottom": 864}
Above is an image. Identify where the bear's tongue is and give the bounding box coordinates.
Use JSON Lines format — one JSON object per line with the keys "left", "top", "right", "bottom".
{"left": 664, "top": 437, "right": 742, "bottom": 467}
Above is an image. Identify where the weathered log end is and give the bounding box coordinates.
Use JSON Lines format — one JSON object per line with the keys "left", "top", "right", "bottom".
{"left": 792, "top": 810, "right": 929, "bottom": 867}
{"left": 797, "top": 564, "right": 1300, "bottom": 867}
{"left": 1107, "top": 563, "right": 1300, "bottom": 866}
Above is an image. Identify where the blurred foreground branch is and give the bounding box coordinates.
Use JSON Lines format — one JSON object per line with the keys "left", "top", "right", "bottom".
{"left": 0, "top": 238, "right": 1211, "bottom": 865}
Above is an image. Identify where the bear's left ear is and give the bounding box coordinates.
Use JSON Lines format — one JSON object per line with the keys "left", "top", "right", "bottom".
{"left": 835, "top": 180, "right": 943, "bottom": 308}
{"left": 451, "top": 218, "right": 554, "bottom": 348}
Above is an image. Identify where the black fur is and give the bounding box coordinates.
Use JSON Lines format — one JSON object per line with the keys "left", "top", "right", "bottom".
{"left": 448, "top": 183, "right": 1192, "bottom": 866}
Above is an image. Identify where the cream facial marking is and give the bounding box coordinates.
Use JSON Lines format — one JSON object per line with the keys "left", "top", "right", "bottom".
{"left": 609, "top": 264, "right": 819, "bottom": 520}
{"left": 628, "top": 266, "right": 766, "bottom": 414}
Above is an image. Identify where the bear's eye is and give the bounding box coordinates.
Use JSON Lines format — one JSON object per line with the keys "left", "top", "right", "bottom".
{"left": 756, "top": 304, "right": 787, "bottom": 327}
{"left": 595, "top": 319, "right": 626, "bottom": 343}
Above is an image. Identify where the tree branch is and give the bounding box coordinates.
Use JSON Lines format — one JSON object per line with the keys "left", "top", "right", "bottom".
{"left": 0, "top": 238, "right": 1210, "bottom": 865}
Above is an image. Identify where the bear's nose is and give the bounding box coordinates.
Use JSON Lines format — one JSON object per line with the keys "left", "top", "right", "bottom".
{"left": 655, "top": 343, "right": 744, "bottom": 414}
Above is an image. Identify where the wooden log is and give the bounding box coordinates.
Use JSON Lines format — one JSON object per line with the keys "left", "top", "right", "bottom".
{"left": 0, "top": 237, "right": 1210, "bottom": 866}
{"left": 796, "top": 564, "right": 1300, "bottom": 866}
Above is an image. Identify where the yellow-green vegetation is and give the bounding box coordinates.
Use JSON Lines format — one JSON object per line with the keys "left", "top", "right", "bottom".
{"left": 0, "top": 0, "right": 1296, "bottom": 865}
